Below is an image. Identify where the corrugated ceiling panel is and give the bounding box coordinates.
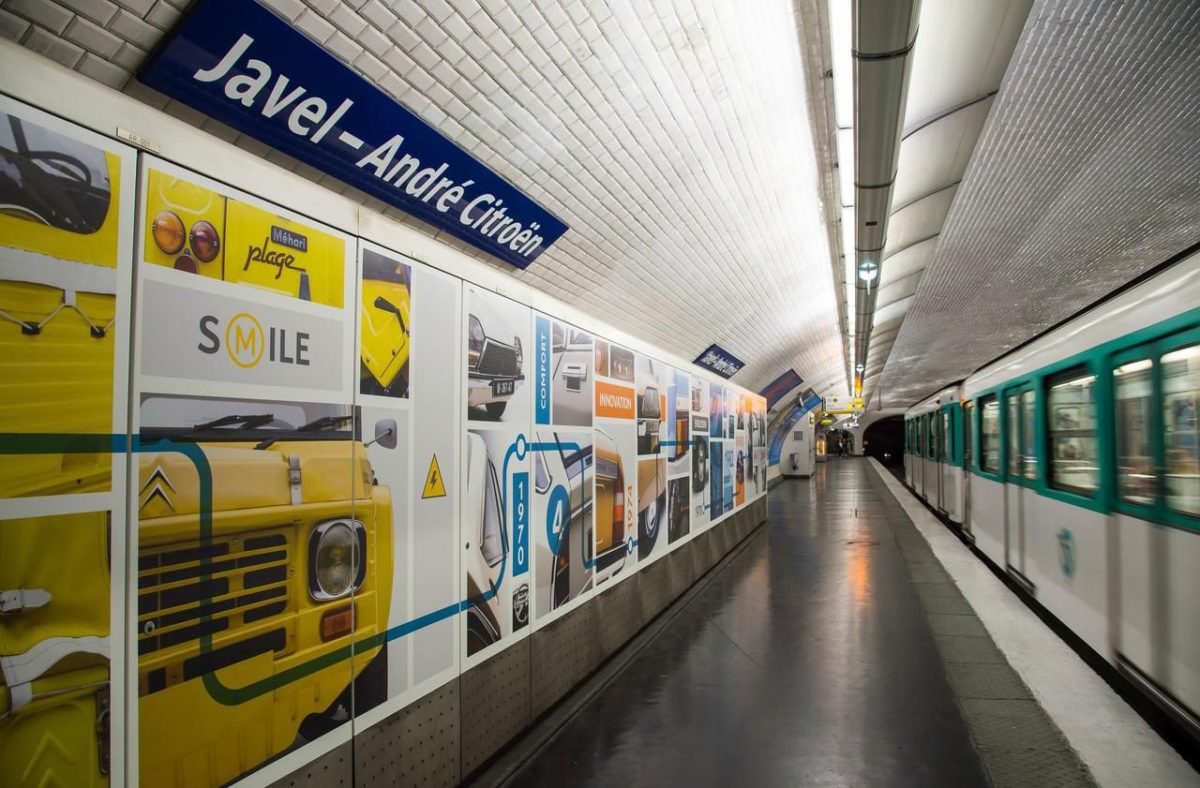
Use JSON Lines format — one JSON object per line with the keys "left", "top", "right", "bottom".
{"left": 879, "top": 0, "right": 1200, "bottom": 407}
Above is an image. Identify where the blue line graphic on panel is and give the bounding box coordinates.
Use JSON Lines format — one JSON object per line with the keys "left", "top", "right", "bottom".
{"left": 1, "top": 430, "right": 708, "bottom": 705}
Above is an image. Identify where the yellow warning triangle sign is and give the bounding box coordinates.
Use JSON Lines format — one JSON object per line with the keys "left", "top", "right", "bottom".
{"left": 422, "top": 454, "right": 447, "bottom": 499}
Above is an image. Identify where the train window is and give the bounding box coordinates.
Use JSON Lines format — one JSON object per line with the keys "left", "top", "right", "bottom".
{"left": 980, "top": 397, "right": 999, "bottom": 472}
{"left": 1047, "top": 370, "right": 1098, "bottom": 494}
{"left": 1021, "top": 390, "right": 1037, "bottom": 480}
{"left": 942, "top": 410, "right": 952, "bottom": 462}
{"left": 1163, "top": 344, "right": 1199, "bottom": 517}
{"left": 1007, "top": 394, "right": 1021, "bottom": 477}
{"left": 1115, "top": 358, "right": 1155, "bottom": 506}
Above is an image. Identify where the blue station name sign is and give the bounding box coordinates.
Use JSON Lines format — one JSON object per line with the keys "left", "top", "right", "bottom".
{"left": 139, "top": 0, "right": 567, "bottom": 269}
{"left": 693, "top": 344, "right": 745, "bottom": 379}
{"left": 759, "top": 368, "right": 802, "bottom": 409}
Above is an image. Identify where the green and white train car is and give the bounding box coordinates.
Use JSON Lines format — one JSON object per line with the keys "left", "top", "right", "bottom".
{"left": 904, "top": 386, "right": 964, "bottom": 523}
{"left": 905, "top": 254, "right": 1200, "bottom": 739}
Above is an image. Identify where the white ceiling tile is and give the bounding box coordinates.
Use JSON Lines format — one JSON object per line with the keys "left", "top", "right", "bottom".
{"left": 9, "top": 0, "right": 847, "bottom": 393}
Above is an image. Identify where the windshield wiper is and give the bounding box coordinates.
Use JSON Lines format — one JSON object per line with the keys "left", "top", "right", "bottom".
{"left": 298, "top": 414, "right": 354, "bottom": 432}
{"left": 373, "top": 295, "right": 408, "bottom": 334}
{"left": 191, "top": 413, "right": 275, "bottom": 431}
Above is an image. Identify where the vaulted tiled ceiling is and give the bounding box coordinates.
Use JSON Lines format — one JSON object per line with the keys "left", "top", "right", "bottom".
{"left": 859, "top": 0, "right": 1031, "bottom": 405}
{"left": 0, "top": 0, "right": 848, "bottom": 395}
{"left": 875, "top": 0, "right": 1200, "bottom": 407}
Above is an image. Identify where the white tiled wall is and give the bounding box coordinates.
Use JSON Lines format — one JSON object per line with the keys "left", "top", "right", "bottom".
{"left": 0, "top": 0, "right": 845, "bottom": 394}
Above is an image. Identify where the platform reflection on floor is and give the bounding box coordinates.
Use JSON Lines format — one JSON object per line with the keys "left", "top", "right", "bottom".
{"left": 497, "top": 459, "right": 988, "bottom": 787}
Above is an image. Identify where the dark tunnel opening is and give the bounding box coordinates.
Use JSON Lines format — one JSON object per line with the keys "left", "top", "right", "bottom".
{"left": 863, "top": 415, "right": 904, "bottom": 467}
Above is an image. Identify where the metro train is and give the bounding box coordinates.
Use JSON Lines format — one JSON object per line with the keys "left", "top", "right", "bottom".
{"left": 904, "top": 252, "right": 1199, "bottom": 741}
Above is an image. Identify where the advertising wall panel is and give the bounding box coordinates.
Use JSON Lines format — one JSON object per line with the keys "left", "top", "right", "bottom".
{"left": 0, "top": 92, "right": 768, "bottom": 788}
{"left": 131, "top": 156, "right": 362, "bottom": 787}
{"left": 0, "top": 94, "right": 136, "bottom": 788}
{"left": 593, "top": 339, "right": 638, "bottom": 589}
{"left": 690, "top": 376, "right": 712, "bottom": 532}
{"left": 462, "top": 287, "right": 532, "bottom": 664}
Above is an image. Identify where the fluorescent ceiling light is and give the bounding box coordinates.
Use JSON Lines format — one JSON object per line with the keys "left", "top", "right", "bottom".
{"left": 858, "top": 260, "right": 879, "bottom": 282}
{"left": 828, "top": 0, "right": 853, "bottom": 129}
{"left": 836, "top": 127, "right": 854, "bottom": 205}
{"left": 841, "top": 206, "right": 855, "bottom": 260}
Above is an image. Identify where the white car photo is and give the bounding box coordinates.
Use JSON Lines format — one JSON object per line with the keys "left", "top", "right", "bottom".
{"left": 464, "top": 432, "right": 527, "bottom": 654}
{"left": 534, "top": 432, "right": 594, "bottom": 612}
{"left": 467, "top": 297, "right": 525, "bottom": 421}
{"left": 551, "top": 322, "right": 593, "bottom": 426}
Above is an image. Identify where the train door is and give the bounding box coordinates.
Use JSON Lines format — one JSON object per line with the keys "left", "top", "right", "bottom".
{"left": 933, "top": 411, "right": 944, "bottom": 510}
{"left": 918, "top": 418, "right": 924, "bottom": 491}
{"left": 905, "top": 420, "right": 913, "bottom": 485}
{"left": 919, "top": 414, "right": 927, "bottom": 497}
{"left": 1113, "top": 335, "right": 1200, "bottom": 724}
{"left": 916, "top": 417, "right": 926, "bottom": 491}
{"left": 936, "top": 407, "right": 945, "bottom": 513}
{"left": 1004, "top": 385, "right": 1036, "bottom": 589}
{"left": 962, "top": 400, "right": 974, "bottom": 536}
{"left": 929, "top": 412, "right": 940, "bottom": 508}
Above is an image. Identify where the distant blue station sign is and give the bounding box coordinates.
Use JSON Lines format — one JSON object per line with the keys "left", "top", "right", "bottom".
{"left": 139, "top": 0, "right": 567, "bottom": 269}
{"left": 694, "top": 344, "right": 745, "bottom": 379}
{"left": 759, "top": 368, "right": 803, "bottom": 409}
{"left": 799, "top": 388, "right": 822, "bottom": 413}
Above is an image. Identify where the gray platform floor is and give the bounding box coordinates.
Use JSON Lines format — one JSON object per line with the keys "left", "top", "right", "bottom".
{"left": 490, "top": 459, "right": 1096, "bottom": 787}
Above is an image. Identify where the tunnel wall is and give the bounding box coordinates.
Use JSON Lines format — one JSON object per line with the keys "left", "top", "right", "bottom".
{"left": 0, "top": 43, "right": 769, "bottom": 788}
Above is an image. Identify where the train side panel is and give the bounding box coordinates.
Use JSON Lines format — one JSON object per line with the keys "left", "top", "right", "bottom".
{"left": 1023, "top": 496, "right": 1109, "bottom": 657}
{"left": 941, "top": 462, "right": 961, "bottom": 523}
{"left": 971, "top": 475, "right": 1006, "bottom": 568}
{"left": 1118, "top": 514, "right": 1200, "bottom": 718}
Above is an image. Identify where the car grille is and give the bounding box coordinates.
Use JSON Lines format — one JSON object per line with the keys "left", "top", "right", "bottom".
{"left": 478, "top": 341, "right": 518, "bottom": 377}
{"left": 137, "top": 530, "right": 291, "bottom": 661}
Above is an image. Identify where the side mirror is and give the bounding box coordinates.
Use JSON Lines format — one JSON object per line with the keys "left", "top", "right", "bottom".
{"left": 371, "top": 419, "right": 398, "bottom": 450}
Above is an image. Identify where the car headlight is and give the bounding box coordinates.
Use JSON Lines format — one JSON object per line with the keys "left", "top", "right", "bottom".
{"left": 468, "top": 315, "right": 485, "bottom": 368}
{"left": 309, "top": 519, "right": 366, "bottom": 601}
{"left": 189, "top": 220, "right": 221, "bottom": 262}
{"left": 152, "top": 211, "right": 185, "bottom": 254}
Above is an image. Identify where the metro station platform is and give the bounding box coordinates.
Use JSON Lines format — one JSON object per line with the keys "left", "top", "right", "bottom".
{"left": 471, "top": 460, "right": 1198, "bottom": 788}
